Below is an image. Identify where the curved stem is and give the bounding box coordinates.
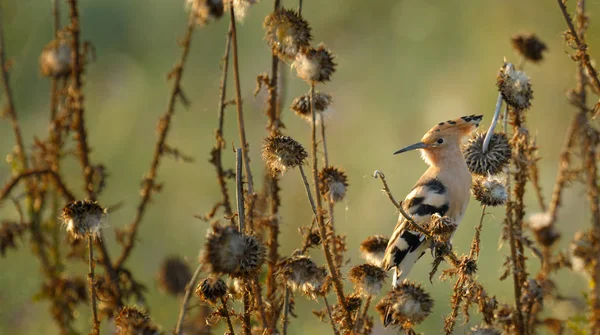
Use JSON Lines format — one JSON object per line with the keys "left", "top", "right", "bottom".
{"left": 482, "top": 93, "right": 503, "bottom": 153}
{"left": 174, "top": 264, "right": 202, "bottom": 335}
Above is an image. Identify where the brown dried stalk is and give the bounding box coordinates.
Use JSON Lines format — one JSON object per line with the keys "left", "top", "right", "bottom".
{"left": 115, "top": 12, "right": 196, "bottom": 269}
{"left": 88, "top": 235, "right": 100, "bottom": 334}
{"left": 0, "top": 169, "right": 75, "bottom": 203}
{"left": 221, "top": 297, "right": 236, "bottom": 335}
{"left": 174, "top": 264, "right": 203, "bottom": 335}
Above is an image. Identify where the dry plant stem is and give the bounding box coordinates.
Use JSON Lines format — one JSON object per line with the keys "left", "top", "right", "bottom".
{"left": 372, "top": 170, "right": 431, "bottom": 237}
{"left": 213, "top": 23, "right": 234, "bottom": 219}
{"left": 252, "top": 277, "right": 269, "bottom": 330}
{"left": 356, "top": 296, "right": 371, "bottom": 333}
{"left": 321, "top": 120, "right": 329, "bottom": 167}
{"left": 0, "top": 169, "right": 75, "bottom": 203}
{"left": 229, "top": 5, "right": 254, "bottom": 195}
{"left": 87, "top": 235, "right": 100, "bottom": 335}
{"left": 236, "top": 148, "right": 245, "bottom": 232}
{"left": 282, "top": 286, "right": 290, "bottom": 335}
{"left": 115, "top": 13, "right": 196, "bottom": 269}
{"left": 298, "top": 0, "right": 303, "bottom": 14}
{"left": 242, "top": 289, "right": 252, "bottom": 335}
{"left": 175, "top": 264, "right": 202, "bottom": 335}
{"left": 470, "top": 205, "right": 487, "bottom": 259}
{"left": 221, "top": 297, "right": 236, "bottom": 335}
{"left": 482, "top": 93, "right": 503, "bottom": 153}
{"left": 506, "top": 213, "right": 525, "bottom": 335}
{"left": 323, "top": 296, "right": 340, "bottom": 335}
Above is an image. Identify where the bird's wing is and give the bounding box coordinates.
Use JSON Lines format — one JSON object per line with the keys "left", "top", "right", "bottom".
{"left": 381, "top": 178, "right": 450, "bottom": 272}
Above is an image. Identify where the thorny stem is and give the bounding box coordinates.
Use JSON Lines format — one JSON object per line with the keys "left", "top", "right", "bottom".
{"left": 469, "top": 205, "right": 487, "bottom": 259}
{"left": 229, "top": 5, "right": 254, "bottom": 196}
{"left": 88, "top": 235, "right": 100, "bottom": 335}
{"left": 220, "top": 297, "right": 236, "bottom": 335}
{"left": 252, "top": 277, "right": 269, "bottom": 331}
{"left": 115, "top": 12, "right": 196, "bottom": 269}
{"left": 482, "top": 93, "right": 503, "bottom": 153}
{"left": 175, "top": 264, "right": 202, "bottom": 335}
{"left": 242, "top": 289, "right": 252, "bottom": 335}
{"left": 282, "top": 286, "right": 290, "bottom": 335}
{"left": 506, "top": 212, "right": 525, "bottom": 335}
{"left": 372, "top": 170, "right": 431, "bottom": 237}
{"left": 323, "top": 296, "right": 340, "bottom": 335}
{"left": 236, "top": 148, "right": 245, "bottom": 233}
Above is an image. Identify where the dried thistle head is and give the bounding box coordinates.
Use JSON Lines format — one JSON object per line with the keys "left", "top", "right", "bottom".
{"left": 157, "top": 256, "right": 192, "bottom": 296}
{"left": 61, "top": 200, "right": 106, "bottom": 239}
{"left": 264, "top": 8, "right": 312, "bottom": 61}
{"left": 225, "top": 0, "right": 257, "bottom": 22}
{"left": 201, "top": 222, "right": 266, "bottom": 278}
{"left": 511, "top": 33, "right": 547, "bottom": 63}
{"left": 40, "top": 39, "right": 72, "bottom": 78}
{"left": 319, "top": 166, "right": 348, "bottom": 203}
{"left": 292, "top": 44, "right": 336, "bottom": 83}
{"left": 570, "top": 230, "right": 596, "bottom": 274}
{"left": 360, "top": 235, "right": 389, "bottom": 267}
{"left": 464, "top": 132, "right": 512, "bottom": 176}
{"left": 376, "top": 281, "right": 434, "bottom": 328}
{"left": 425, "top": 214, "right": 457, "bottom": 244}
{"left": 115, "top": 306, "right": 159, "bottom": 335}
{"left": 290, "top": 91, "right": 332, "bottom": 123}
{"left": 186, "top": 0, "right": 224, "bottom": 26}
{"left": 472, "top": 175, "right": 507, "bottom": 207}
{"left": 527, "top": 212, "right": 560, "bottom": 247}
{"left": 458, "top": 256, "right": 478, "bottom": 276}
{"left": 348, "top": 264, "right": 387, "bottom": 297}
{"left": 469, "top": 325, "right": 502, "bottom": 335}
{"left": 277, "top": 254, "right": 328, "bottom": 299}
{"left": 195, "top": 277, "right": 227, "bottom": 304}
{"left": 497, "top": 62, "right": 533, "bottom": 110}
{"left": 262, "top": 135, "right": 308, "bottom": 175}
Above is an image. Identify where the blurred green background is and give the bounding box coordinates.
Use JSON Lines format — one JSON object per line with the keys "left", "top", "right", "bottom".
{"left": 1, "top": 0, "right": 599, "bottom": 333}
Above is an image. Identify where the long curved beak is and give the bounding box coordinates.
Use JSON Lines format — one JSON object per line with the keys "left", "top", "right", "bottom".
{"left": 393, "top": 142, "right": 427, "bottom": 155}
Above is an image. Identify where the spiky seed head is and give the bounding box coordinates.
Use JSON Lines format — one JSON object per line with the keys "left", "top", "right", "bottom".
{"left": 262, "top": 135, "right": 308, "bottom": 175}
{"left": 40, "top": 39, "right": 72, "bottom": 78}
{"left": 511, "top": 33, "right": 547, "bottom": 63}
{"left": 195, "top": 277, "right": 227, "bottom": 303}
{"left": 360, "top": 235, "right": 389, "bottom": 267}
{"left": 464, "top": 132, "right": 512, "bottom": 176}
{"left": 319, "top": 166, "right": 348, "bottom": 203}
{"left": 290, "top": 92, "right": 332, "bottom": 123}
{"left": 425, "top": 214, "right": 457, "bottom": 244}
{"left": 496, "top": 62, "right": 533, "bottom": 110}
{"left": 458, "top": 256, "right": 478, "bottom": 276}
{"left": 527, "top": 212, "right": 560, "bottom": 247}
{"left": 61, "top": 200, "right": 106, "bottom": 239}
{"left": 277, "top": 255, "right": 328, "bottom": 299}
{"left": 292, "top": 44, "right": 336, "bottom": 83}
{"left": 201, "top": 222, "right": 266, "bottom": 278}
{"left": 348, "top": 264, "right": 387, "bottom": 297}
{"left": 186, "top": 0, "right": 224, "bottom": 26}
{"left": 570, "top": 231, "right": 595, "bottom": 273}
{"left": 115, "top": 306, "right": 159, "bottom": 335}
{"left": 472, "top": 175, "right": 508, "bottom": 207}
{"left": 376, "top": 281, "right": 434, "bottom": 327}
{"left": 264, "top": 8, "right": 312, "bottom": 61}
{"left": 157, "top": 256, "right": 192, "bottom": 296}
{"left": 469, "top": 326, "right": 502, "bottom": 335}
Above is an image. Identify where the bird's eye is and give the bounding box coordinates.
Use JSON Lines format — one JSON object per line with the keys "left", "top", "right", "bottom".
{"left": 437, "top": 138, "right": 444, "bottom": 144}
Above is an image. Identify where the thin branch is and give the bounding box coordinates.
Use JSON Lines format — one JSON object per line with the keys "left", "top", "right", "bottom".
{"left": 220, "top": 297, "right": 236, "bottom": 335}
{"left": 282, "top": 286, "right": 290, "bottom": 335}
{"left": 175, "top": 264, "right": 202, "bottom": 335}
{"left": 482, "top": 92, "right": 503, "bottom": 153}
{"left": 88, "top": 235, "right": 100, "bottom": 335}
{"left": 236, "top": 148, "right": 245, "bottom": 232}
{"left": 0, "top": 169, "right": 75, "bottom": 203}
{"left": 115, "top": 12, "right": 196, "bottom": 269}
{"left": 320, "top": 120, "right": 329, "bottom": 167}
{"left": 323, "top": 296, "right": 340, "bottom": 335}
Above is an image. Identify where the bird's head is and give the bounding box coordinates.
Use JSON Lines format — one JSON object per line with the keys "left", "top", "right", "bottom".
{"left": 394, "top": 115, "right": 483, "bottom": 166}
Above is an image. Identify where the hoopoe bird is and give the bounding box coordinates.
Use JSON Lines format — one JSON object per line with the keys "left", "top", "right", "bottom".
{"left": 381, "top": 115, "right": 483, "bottom": 290}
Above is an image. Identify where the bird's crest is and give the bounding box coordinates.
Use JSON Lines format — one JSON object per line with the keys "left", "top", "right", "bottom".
{"left": 424, "top": 114, "right": 483, "bottom": 139}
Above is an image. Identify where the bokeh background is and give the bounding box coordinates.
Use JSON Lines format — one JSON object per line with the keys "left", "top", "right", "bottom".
{"left": 1, "top": 0, "right": 599, "bottom": 333}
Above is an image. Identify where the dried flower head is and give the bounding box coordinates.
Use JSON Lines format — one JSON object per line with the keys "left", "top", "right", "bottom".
{"left": 425, "top": 214, "right": 457, "bottom": 244}
{"left": 195, "top": 277, "right": 227, "bottom": 303}
{"left": 497, "top": 62, "right": 533, "bottom": 110}
{"left": 348, "top": 264, "right": 387, "bottom": 297}
{"left": 262, "top": 135, "right": 308, "bottom": 175}
{"left": 61, "top": 200, "right": 106, "bottom": 239}
{"left": 319, "top": 166, "right": 348, "bottom": 203}
{"left": 458, "top": 256, "right": 478, "bottom": 276}
{"left": 40, "top": 39, "right": 73, "bottom": 78}
{"left": 115, "top": 306, "right": 159, "bottom": 335}
{"left": 201, "top": 222, "right": 266, "bottom": 278}
{"left": 157, "top": 256, "right": 192, "bottom": 296}
{"left": 570, "top": 231, "right": 596, "bottom": 274}
{"left": 360, "top": 235, "right": 389, "bottom": 267}
{"left": 469, "top": 326, "right": 502, "bottom": 335}
{"left": 527, "top": 212, "right": 560, "bottom": 247}
{"left": 290, "top": 91, "right": 332, "bottom": 123}
{"left": 277, "top": 255, "right": 328, "bottom": 299}
{"left": 511, "top": 33, "right": 547, "bottom": 63}
{"left": 376, "top": 281, "right": 434, "bottom": 327}
{"left": 225, "top": 0, "right": 257, "bottom": 22}
{"left": 186, "top": 0, "right": 224, "bottom": 26}
{"left": 472, "top": 175, "right": 507, "bottom": 207}
{"left": 264, "top": 8, "right": 311, "bottom": 61}
{"left": 464, "top": 132, "right": 512, "bottom": 176}
{"left": 292, "top": 44, "right": 336, "bottom": 83}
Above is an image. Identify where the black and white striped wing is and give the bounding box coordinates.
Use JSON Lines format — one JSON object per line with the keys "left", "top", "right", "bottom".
{"left": 381, "top": 179, "right": 450, "bottom": 274}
